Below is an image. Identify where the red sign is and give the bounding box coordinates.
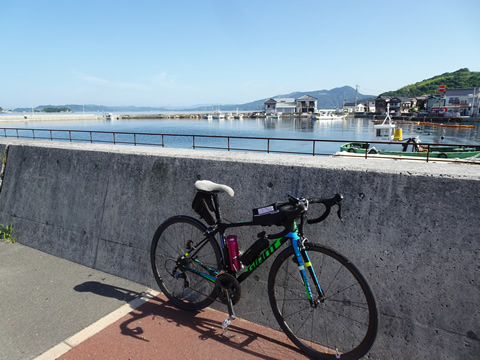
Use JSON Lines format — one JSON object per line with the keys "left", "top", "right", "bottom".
{"left": 438, "top": 85, "right": 446, "bottom": 92}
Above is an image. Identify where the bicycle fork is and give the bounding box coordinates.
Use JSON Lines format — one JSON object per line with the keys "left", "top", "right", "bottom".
{"left": 290, "top": 232, "right": 325, "bottom": 305}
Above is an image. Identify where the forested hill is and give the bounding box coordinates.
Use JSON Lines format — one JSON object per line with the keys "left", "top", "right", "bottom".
{"left": 380, "top": 68, "right": 480, "bottom": 97}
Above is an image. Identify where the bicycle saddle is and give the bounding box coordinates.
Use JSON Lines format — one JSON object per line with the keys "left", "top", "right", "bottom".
{"left": 195, "top": 180, "right": 234, "bottom": 197}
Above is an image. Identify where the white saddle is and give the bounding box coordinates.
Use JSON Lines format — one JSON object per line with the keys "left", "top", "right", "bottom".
{"left": 194, "top": 180, "right": 234, "bottom": 197}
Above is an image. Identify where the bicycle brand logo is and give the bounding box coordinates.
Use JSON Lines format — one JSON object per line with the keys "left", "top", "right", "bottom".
{"left": 246, "top": 238, "right": 282, "bottom": 272}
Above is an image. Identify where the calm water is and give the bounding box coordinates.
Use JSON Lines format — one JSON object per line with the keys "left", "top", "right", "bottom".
{"left": 1, "top": 116, "right": 479, "bottom": 155}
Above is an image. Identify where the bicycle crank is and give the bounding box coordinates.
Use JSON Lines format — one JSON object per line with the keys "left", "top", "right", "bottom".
{"left": 215, "top": 273, "right": 241, "bottom": 305}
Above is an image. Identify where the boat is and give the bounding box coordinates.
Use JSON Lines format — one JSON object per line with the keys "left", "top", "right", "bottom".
{"left": 234, "top": 108, "right": 243, "bottom": 120}
{"left": 338, "top": 105, "right": 480, "bottom": 160}
{"left": 225, "top": 112, "right": 234, "bottom": 120}
{"left": 204, "top": 114, "right": 213, "bottom": 120}
{"left": 267, "top": 112, "right": 282, "bottom": 120}
{"left": 212, "top": 109, "right": 225, "bottom": 120}
{"left": 312, "top": 110, "right": 346, "bottom": 120}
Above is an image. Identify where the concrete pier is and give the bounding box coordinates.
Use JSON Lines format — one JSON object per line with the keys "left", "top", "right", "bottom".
{"left": 0, "top": 138, "right": 478, "bottom": 359}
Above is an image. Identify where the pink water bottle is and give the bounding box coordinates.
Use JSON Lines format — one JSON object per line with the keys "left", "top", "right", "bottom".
{"left": 226, "top": 235, "right": 241, "bottom": 271}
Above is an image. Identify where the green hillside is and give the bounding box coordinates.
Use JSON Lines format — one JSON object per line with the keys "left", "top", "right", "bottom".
{"left": 381, "top": 68, "right": 480, "bottom": 97}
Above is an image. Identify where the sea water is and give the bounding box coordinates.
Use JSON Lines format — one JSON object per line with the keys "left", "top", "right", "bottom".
{"left": 0, "top": 116, "right": 479, "bottom": 155}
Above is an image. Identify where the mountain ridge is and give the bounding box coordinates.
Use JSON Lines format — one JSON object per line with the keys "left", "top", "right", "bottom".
{"left": 12, "top": 86, "right": 372, "bottom": 112}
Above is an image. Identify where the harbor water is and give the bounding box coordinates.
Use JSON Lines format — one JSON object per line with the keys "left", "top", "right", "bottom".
{"left": 1, "top": 115, "right": 479, "bottom": 155}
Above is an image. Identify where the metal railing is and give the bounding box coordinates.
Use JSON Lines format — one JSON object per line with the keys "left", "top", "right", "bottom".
{"left": 1, "top": 127, "right": 479, "bottom": 164}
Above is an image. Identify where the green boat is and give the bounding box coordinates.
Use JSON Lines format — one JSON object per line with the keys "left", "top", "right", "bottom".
{"left": 339, "top": 140, "right": 480, "bottom": 159}
{"left": 338, "top": 104, "right": 480, "bottom": 160}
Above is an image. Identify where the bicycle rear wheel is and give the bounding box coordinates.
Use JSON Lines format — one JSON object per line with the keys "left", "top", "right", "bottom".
{"left": 268, "top": 242, "right": 378, "bottom": 360}
{"left": 151, "top": 216, "right": 222, "bottom": 310}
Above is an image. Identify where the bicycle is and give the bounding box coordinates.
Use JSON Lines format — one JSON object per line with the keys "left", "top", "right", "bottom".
{"left": 151, "top": 180, "right": 378, "bottom": 359}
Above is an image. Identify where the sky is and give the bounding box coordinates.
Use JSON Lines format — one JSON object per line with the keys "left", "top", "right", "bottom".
{"left": 1, "top": 0, "right": 479, "bottom": 109}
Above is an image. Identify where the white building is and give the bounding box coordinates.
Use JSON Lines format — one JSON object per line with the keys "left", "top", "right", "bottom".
{"left": 264, "top": 98, "right": 296, "bottom": 114}
{"left": 444, "top": 88, "right": 479, "bottom": 116}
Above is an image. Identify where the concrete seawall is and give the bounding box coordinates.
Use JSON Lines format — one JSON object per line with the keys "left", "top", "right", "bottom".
{"left": 0, "top": 138, "right": 478, "bottom": 359}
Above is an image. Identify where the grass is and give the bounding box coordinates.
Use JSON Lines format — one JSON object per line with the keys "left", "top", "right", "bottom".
{"left": 0, "top": 223, "right": 16, "bottom": 243}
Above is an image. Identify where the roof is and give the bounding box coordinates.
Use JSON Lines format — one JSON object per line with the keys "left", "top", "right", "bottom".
{"left": 297, "top": 94, "right": 317, "bottom": 101}
{"left": 445, "top": 88, "right": 476, "bottom": 96}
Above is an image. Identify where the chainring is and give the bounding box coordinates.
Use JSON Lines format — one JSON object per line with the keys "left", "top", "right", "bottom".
{"left": 216, "top": 273, "right": 241, "bottom": 305}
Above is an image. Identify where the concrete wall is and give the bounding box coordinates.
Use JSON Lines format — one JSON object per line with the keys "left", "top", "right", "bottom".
{"left": 0, "top": 138, "right": 478, "bottom": 359}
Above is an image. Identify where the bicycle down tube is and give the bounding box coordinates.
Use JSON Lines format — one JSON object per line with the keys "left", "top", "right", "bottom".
{"left": 178, "top": 228, "right": 321, "bottom": 305}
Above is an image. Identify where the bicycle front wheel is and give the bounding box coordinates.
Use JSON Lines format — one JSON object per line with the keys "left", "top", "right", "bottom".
{"left": 268, "top": 242, "right": 378, "bottom": 360}
{"left": 151, "top": 216, "right": 222, "bottom": 311}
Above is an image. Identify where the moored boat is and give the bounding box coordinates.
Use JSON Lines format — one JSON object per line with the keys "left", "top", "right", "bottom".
{"left": 312, "top": 110, "right": 346, "bottom": 120}
{"left": 338, "top": 105, "right": 480, "bottom": 160}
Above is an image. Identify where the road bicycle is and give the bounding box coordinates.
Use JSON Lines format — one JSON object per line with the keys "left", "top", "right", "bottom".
{"left": 151, "top": 180, "right": 378, "bottom": 359}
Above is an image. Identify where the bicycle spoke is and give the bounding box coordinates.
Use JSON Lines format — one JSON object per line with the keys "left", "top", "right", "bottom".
{"left": 268, "top": 242, "right": 377, "bottom": 359}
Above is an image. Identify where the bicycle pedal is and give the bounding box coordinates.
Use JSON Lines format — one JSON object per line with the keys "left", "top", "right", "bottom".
{"left": 222, "top": 315, "right": 236, "bottom": 339}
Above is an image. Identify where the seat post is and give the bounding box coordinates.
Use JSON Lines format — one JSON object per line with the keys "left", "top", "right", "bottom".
{"left": 213, "top": 193, "right": 222, "bottom": 223}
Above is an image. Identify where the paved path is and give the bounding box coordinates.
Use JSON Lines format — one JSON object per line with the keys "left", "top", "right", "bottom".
{"left": 1, "top": 242, "right": 308, "bottom": 359}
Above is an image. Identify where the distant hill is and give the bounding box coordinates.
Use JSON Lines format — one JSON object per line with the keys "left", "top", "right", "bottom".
{"left": 12, "top": 86, "right": 373, "bottom": 113}
{"left": 380, "top": 68, "right": 480, "bottom": 97}
{"left": 191, "top": 86, "right": 374, "bottom": 111}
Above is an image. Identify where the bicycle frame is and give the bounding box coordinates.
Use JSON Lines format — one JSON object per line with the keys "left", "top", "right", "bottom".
{"left": 179, "top": 218, "right": 324, "bottom": 305}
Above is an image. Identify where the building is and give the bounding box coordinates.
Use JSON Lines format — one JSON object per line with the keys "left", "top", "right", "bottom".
{"left": 444, "top": 88, "right": 479, "bottom": 116}
{"left": 264, "top": 98, "right": 296, "bottom": 114}
{"left": 375, "top": 96, "right": 414, "bottom": 114}
{"left": 296, "top": 95, "right": 317, "bottom": 114}
{"left": 264, "top": 95, "right": 317, "bottom": 114}
{"left": 426, "top": 95, "right": 444, "bottom": 113}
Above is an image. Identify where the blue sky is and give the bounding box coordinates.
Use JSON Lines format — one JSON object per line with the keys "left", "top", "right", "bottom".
{"left": 1, "top": 0, "right": 479, "bottom": 109}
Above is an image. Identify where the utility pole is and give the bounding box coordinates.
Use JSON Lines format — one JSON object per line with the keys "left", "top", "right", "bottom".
{"left": 354, "top": 85, "right": 358, "bottom": 111}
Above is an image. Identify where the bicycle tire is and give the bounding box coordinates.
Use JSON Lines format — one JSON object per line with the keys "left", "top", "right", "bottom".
{"left": 151, "top": 215, "right": 222, "bottom": 310}
{"left": 268, "top": 242, "right": 378, "bottom": 360}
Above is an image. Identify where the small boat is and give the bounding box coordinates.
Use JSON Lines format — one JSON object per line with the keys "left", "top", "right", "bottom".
{"left": 338, "top": 105, "right": 480, "bottom": 160}
{"left": 234, "top": 108, "right": 243, "bottom": 120}
{"left": 212, "top": 110, "right": 225, "bottom": 120}
{"left": 225, "top": 112, "right": 234, "bottom": 120}
{"left": 266, "top": 112, "right": 282, "bottom": 120}
{"left": 312, "top": 110, "right": 346, "bottom": 120}
{"left": 204, "top": 114, "right": 213, "bottom": 120}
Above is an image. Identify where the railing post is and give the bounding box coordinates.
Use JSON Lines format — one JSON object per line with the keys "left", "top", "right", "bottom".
{"left": 90, "top": 132, "right": 93, "bottom": 143}
{"left": 50, "top": 130, "right": 53, "bottom": 141}
{"left": 162, "top": 135, "right": 164, "bottom": 148}
{"left": 426, "top": 145, "right": 431, "bottom": 163}
{"left": 312, "top": 140, "right": 316, "bottom": 156}
{"left": 228, "top": 137, "right": 230, "bottom": 151}
{"left": 16, "top": 129, "right": 19, "bottom": 138}
{"left": 267, "top": 139, "right": 270, "bottom": 153}
{"left": 365, "top": 142, "right": 369, "bottom": 159}
{"left": 134, "top": 134, "right": 136, "bottom": 146}
{"left": 193, "top": 135, "right": 195, "bottom": 149}
{"left": 69, "top": 130, "right": 72, "bottom": 142}
{"left": 32, "top": 129, "right": 35, "bottom": 140}
{"left": 113, "top": 133, "right": 116, "bottom": 144}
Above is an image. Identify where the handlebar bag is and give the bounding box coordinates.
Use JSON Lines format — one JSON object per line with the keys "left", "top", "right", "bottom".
{"left": 192, "top": 192, "right": 217, "bottom": 225}
{"left": 252, "top": 203, "right": 285, "bottom": 226}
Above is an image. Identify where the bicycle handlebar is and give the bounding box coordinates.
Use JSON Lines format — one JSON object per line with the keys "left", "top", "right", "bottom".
{"left": 307, "top": 193, "right": 344, "bottom": 224}
{"left": 261, "top": 193, "right": 344, "bottom": 239}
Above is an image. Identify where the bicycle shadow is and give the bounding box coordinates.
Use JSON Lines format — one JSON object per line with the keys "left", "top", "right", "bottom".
{"left": 73, "top": 281, "right": 308, "bottom": 359}
{"left": 74, "top": 281, "right": 149, "bottom": 303}
{"left": 120, "top": 294, "right": 308, "bottom": 359}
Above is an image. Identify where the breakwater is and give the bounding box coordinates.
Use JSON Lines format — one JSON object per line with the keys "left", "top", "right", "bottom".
{"left": 0, "top": 138, "right": 478, "bottom": 359}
